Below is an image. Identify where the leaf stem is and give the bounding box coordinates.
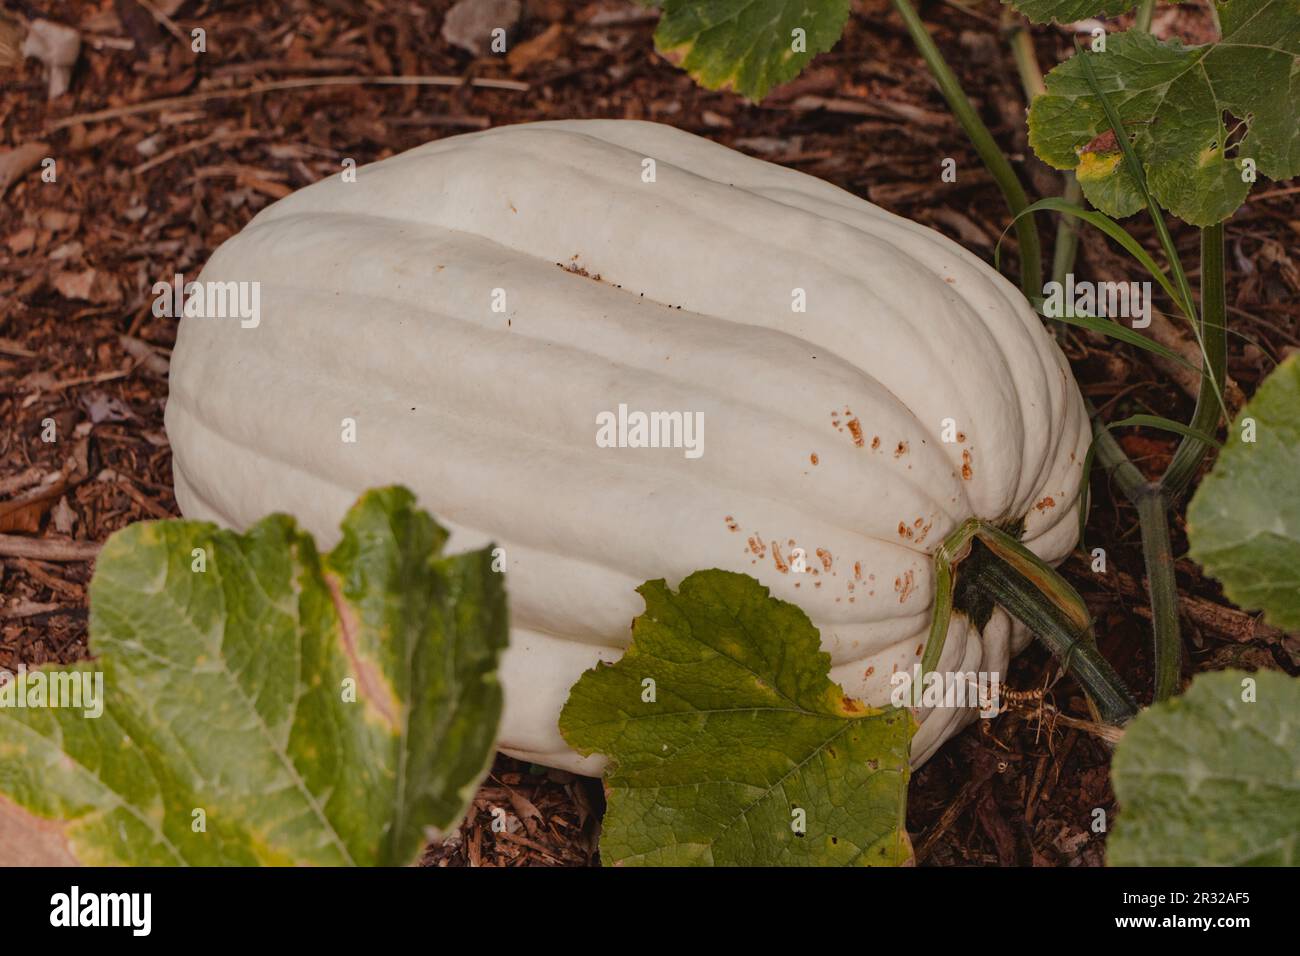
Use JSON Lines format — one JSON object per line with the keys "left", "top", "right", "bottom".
{"left": 1163, "top": 223, "right": 1228, "bottom": 500}
{"left": 1089, "top": 406, "right": 1149, "bottom": 501}
{"left": 891, "top": 0, "right": 1042, "bottom": 297}
{"left": 1051, "top": 175, "right": 1083, "bottom": 287}
{"left": 1135, "top": 485, "right": 1182, "bottom": 701}
{"left": 1007, "top": 18, "right": 1046, "bottom": 99}
{"left": 1134, "top": 0, "right": 1156, "bottom": 32}
{"left": 1136, "top": 224, "right": 1227, "bottom": 700}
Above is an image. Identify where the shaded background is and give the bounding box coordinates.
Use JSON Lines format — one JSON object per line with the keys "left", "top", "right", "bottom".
{"left": 1, "top": 0, "right": 1296, "bottom": 866}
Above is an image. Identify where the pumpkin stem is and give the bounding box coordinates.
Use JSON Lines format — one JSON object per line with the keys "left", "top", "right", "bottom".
{"left": 915, "top": 518, "right": 979, "bottom": 705}
{"left": 924, "top": 520, "right": 1139, "bottom": 726}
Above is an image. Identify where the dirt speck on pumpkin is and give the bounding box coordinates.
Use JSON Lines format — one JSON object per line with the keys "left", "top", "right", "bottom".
{"left": 558, "top": 257, "right": 600, "bottom": 281}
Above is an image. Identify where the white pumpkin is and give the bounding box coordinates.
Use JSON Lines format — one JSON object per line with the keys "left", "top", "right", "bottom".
{"left": 166, "top": 120, "right": 1089, "bottom": 773}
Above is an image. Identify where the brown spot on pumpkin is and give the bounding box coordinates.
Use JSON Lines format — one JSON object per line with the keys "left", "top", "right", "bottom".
{"left": 895, "top": 569, "right": 916, "bottom": 604}
{"left": 1035, "top": 496, "right": 1056, "bottom": 511}
{"left": 961, "top": 448, "right": 974, "bottom": 480}
{"left": 864, "top": 666, "right": 875, "bottom": 678}
{"left": 816, "top": 548, "right": 832, "bottom": 571}
{"left": 853, "top": 561, "right": 862, "bottom": 581}
{"left": 747, "top": 536, "right": 767, "bottom": 558}
{"left": 897, "top": 521, "right": 913, "bottom": 540}
{"left": 871, "top": 436, "right": 880, "bottom": 450}
{"left": 916, "top": 644, "right": 924, "bottom": 656}
{"left": 771, "top": 541, "right": 788, "bottom": 573}
{"left": 810, "top": 453, "right": 819, "bottom": 465}
{"left": 894, "top": 441, "right": 908, "bottom": 457}
{"left": 956, "top": 431, "right": 966, "bottom": 442}
{"left": 846, "top": 418, "right": 865, "bottom": 447}
{"left": 914, "top": 517, "right": 924, "bottom": 527}
{"left": 725, "top": 515, "right": 739, "bottom": 531}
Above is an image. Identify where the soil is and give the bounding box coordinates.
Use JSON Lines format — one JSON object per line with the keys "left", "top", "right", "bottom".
{"left": 2, "top": 0, "right": 1296, "bottom": 867}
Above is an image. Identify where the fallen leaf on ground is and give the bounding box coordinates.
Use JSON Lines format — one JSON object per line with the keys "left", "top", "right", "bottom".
{"left": 442, "top": 0, "right": 520, "bottom": 56}
{"left": 0, "top": 144, "right": 49, "bottom": 200}
{"left": 21, "top": 19, "right": 80, "bottom": 99}
{"left": 52, "top": 268, "right": 121, "bottom": 304}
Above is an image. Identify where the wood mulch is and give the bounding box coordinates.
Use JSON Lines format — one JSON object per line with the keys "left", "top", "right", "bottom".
{"left": 2, "top": 0, "right": 1296, "bottom": 866}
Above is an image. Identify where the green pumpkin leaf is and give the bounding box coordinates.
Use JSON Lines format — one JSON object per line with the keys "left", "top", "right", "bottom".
{"left": 1029, "top": 4, "right": 1300, "bottom": 226}
{"left": 1188, "top": 355, "right": 1300, "bottom": 631}
{"left": 0, "top": 486, "right": 507, "bottom": 866}
{"left": 559, "top": 569, "right": 915, "bottom": 866}
{"left": 642, "top": 0, "right": 852, "bottom": 101}
{"left": 1109, "top": 669, "right": 1300, "bottom": 866}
